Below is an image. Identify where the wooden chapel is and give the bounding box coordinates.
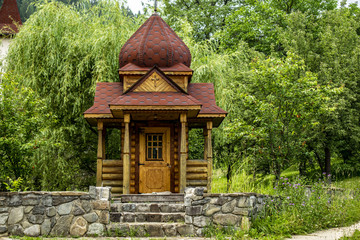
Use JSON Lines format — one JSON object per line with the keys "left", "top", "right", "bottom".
{"left": 84, "top": 12, "right": 227, "bottom": 196}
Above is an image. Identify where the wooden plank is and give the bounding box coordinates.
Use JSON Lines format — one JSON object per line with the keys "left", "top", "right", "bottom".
{"left": 102, "top": 174, "right": 123, "bottom": 180}
{"left": 207, "top": 121, "right": 213, "bottom": 193}
{"left": 187, "top": 173, "right": 208, "bottom": 180}
{"left": 187, "top": 160, "right": 207, "bottom": 166}
{"left": 187, "top": 180, "right": 207, "bottom": 186}
{"left": 96, "top": 159, "right": 102, "bottom": 187}
{"left": 111, "top": 187, "right": 122, "bottom": 193}
{"left": 204, "top": 127, "right": 208, "bottom": 162}
{"left": 102, "top": 167, "right": 122, "bottom": 174}
{"left": 123, "top": 114, "right": 131, "bottom": 194}
{"left": 103, "top": 180, "right": 123, "bottom": 186}
{"left": 102, "top": 128, "right": 106, "bottom": 160}
{"left": 103, "top": 160, "right": 122, "bottom": 167}
{"left": 180, "top": 113, "right": 187, "bottom": 193}
{"left": 97, "top": 121, "right": 104, "bottom": 187}
{"left": 187, "top": 167, "right": 208, "bottom": 173}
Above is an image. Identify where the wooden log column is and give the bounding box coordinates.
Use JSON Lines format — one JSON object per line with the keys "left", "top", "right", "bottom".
{"left": 206, "top": 121, "right": 213, "bottom": 192}
{"left": 123, "top": 114, "right": 131, "bottom": 194}
{"left": 180, "top": 113, "right": 187, "bottom": 193}
{"left": 97, "top": 120, "right": 105, "bottom": 187}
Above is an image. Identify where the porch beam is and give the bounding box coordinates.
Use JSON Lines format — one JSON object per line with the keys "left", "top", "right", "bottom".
{"left": 206, "top": 121, "right": 213, "bottom": 192}
{"left": 123, "top": 114, "right": 131, "bottom": 194}
{"left": 180, "top": 113, "right": 187, "bottom": 193}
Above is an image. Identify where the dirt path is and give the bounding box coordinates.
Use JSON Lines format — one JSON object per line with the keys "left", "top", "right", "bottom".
{"left": 286, "top": 221, "right": 360, "bottom": 240}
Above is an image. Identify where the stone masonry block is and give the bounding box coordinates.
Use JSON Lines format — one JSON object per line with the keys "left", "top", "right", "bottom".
{"left": 186, "top": 206, "right": 203, "bottom": 216}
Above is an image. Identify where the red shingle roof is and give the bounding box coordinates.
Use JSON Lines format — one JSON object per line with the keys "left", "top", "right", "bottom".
{"left": 84, "top": 82, "right": 122, "bottom": 114}
{"left": 110, "top": 92, "right": 201, "bottom": 106}
{"left": 0, "top": 0, "right": 22, "bottom": 34}
{"left": 84, "top": 82, "right": 227, "bottom": 116}
{"left": 119, "top": 13, "right": 191, "bottom": 68}
{"left": 188, "top": 83, "right": 228, "bottom": 115}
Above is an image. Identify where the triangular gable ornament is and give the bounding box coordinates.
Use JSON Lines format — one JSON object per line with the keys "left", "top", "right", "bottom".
{"left": 123, "top": 65, "right": 187, "bottom": 94}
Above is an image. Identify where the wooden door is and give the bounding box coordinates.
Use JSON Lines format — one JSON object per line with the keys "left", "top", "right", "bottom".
{"left": 139, "top": 127, "right": 171, "bottom": 193}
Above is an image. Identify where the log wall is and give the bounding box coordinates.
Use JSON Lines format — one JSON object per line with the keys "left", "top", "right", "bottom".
{"left": 102, "top": 160, "right": 123, "bottom": 196}
{"left": 186, "top": 159, "right": 208, "bottom": 191}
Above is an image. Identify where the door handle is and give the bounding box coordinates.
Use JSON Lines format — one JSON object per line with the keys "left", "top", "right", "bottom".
{"left": 138, "top": 163, "right": 145, "bottom": 166}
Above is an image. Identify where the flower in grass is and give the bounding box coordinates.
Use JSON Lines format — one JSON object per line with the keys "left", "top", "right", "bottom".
{"left": 302, "top": 203, "right": 305, "bottom": 206}
{"left": 287, "top": 196, "right": 290, "bottom": 199}
{"left": 328, "top": 174, "right": 331, "bottom": 177}
{"left": 323, "top": 172, "right": 326, "bottom": 175}
{"left": 281, "top": 177, "right": 283, "bottom": 179}
{"left": 285, "top": 178, "right": 288, "bottom": 180}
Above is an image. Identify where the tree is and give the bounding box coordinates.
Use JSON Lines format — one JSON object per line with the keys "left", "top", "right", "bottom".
{"left": 162, "top": 0, "right": 243, "bottom": 41}
{"left": 0, "top": 73, "right": 44, "bottom": 190}
{"left": 219, "top": 0, "right": 337, "bottom": 54}
{"left": 5, "top": 0, "right": 140, "bottom": 190}
{"left": 279, "top": 7, "right": 360, "bottom": 176}
{"left": 225, "top": 53, "right": 336, "bottom": 179}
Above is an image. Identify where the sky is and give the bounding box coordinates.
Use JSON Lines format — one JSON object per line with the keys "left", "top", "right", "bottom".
{"left": 127, "top": 0, "right": 360, "bottom": 14}
{"left": 127, "top": 0, "right": 151, "bottom": 14}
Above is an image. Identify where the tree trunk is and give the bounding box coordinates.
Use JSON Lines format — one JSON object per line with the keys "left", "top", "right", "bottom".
{"left": 299, "top": 159, "right": 306, "bottom": 176}
{"left": 324, "top": 145, "right": 331, "bottom": 183}
{"left": 226, "top": 162, "right": 232, "bottom": 192}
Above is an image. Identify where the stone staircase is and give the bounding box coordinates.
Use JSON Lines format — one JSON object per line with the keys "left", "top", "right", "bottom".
{"left": 107, "top": 194, "right": 195, "bottom": 237}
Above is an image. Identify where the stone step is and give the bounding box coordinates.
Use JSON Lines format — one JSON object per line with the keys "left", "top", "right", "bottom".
{"left": 110, "top": 202, "right": 185, "bottom": 213}
{"left": 112, "top": 193, "right": 184, "bottom": 203}
{"left": 110, "top": 212, "right": 185, "bottom": 223}
{"left": 107, "top": 222, "right": 196, "bottom": 237}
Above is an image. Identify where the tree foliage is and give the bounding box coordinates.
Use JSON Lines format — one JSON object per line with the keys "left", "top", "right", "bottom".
{"left": 3, "top": 0, "right": 360, "bottom": 190}
{"left": 5, "top": 0, "right": 140, "bottom": 190}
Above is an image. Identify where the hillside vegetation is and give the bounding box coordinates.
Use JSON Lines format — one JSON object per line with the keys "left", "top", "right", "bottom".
{"left": 1, "top": 0, "right": 360, "bottom": 194}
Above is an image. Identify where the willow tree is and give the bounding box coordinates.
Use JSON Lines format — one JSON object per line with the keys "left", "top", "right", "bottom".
{"left": 6, "top": 0, "right": 140, "bottom": 190}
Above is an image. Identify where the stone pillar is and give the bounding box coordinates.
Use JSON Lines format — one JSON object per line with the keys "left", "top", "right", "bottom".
{"left": 123, "top": 114, "right": 131, "bottom": 194}
{"left": 206, "top": 121, "right": 213, "bottom": 192}
{"left": 180, "top": 113, "right": 187, "bottom": 193}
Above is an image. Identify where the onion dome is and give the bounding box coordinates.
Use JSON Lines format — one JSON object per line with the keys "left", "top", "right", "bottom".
{"left": 0, "top": 0, "right": 22, "bottom": 34}
{"left": 119, "top": 13, "right": 191, "bottom": 68}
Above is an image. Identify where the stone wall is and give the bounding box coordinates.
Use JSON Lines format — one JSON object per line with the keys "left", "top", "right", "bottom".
{"left": 0, "top": 187, "right": 268, "bottom": 237}
{"left": 0, "top": 187, "right": 111, "bottom": 237}
{"left": 184, "top": 188, "right": 267, "bottom": 236}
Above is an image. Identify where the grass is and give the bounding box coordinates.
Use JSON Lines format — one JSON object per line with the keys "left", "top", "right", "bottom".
{"left": 333, "top": 176, "right": 360, "bottom": 190}
{"left": 340, "top": 230, "right": 360, "bottom": 239}
{"left": 209, "top": 167, "right": 360, "bottom": 240}
{"left": 211, "top": 165, "right": 300, "bottom": 195}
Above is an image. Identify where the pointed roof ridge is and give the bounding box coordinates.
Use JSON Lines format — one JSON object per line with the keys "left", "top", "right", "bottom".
{"left": 0, "top": 0, "right": 22, "bottom": 34}
{"left": 123, "top": 65, "right": 188, "bottom": 94}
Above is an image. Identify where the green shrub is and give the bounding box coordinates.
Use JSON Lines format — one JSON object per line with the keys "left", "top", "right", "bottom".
{"left": 251, "top": 175, "right": 360, "bottom": 238}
